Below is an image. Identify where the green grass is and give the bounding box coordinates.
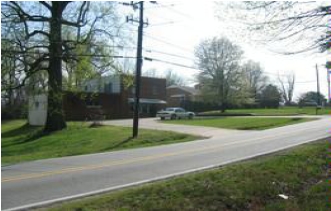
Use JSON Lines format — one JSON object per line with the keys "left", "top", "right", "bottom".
{"left": 163, "top": 117, "right": 314, "bottom": 130}
{"left": 1, "top": 120, "right": 201, "bottom": 165}
{"left": 45, "top": 140, "right": 328, "bottom": 211}
{"left": 201, "top": 106, "right": 331, "bottom": 116}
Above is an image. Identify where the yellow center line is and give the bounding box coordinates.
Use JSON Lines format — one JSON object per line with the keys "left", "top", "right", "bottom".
{"left": 1, "top": 125, "right": 323, "bottom": 183}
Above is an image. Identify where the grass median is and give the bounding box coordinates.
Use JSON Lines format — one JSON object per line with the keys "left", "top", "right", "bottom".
{"left": 200, "top": 106, "right": 331, "bottom": 116}
{"left": 46, "top": 139, "right": 328, "bottom": 211}
{"left": 162, "top": 117, "right": 314, "bottom": 130}
{"left": 1, "top": 120, "right": 201, "bottom": 165}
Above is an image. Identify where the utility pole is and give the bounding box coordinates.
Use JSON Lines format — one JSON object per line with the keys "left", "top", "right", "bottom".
{"left": 123, "top": 1, "right": 156, "bottom": 138}
{"left": 132, "top": 1, "right": 144, "bottom": 138}
{"left": 316, "top": 64, "right": 320, "bottom": 115}
{"left": 327, "top": 61, "right": 331, "bottom": 103}
{"left": 125, "top": 2, "right": 148, "bottom": 138}
{"left": 327, "top": 67, "right": 330, "bottom": 103}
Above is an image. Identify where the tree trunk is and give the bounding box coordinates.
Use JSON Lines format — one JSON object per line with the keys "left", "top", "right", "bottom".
{"left": 44, "top": 2, "right": 67, "bottom": 132}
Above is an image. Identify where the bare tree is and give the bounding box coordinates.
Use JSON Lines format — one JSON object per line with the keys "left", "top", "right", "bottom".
{"left": 241, "top": 60, "right": 268, "bottom": 100}
{"left": 1, "top": 2, "right": 121, "bottom": 132}
{"left": 195, "top": 37, "right": 247, "bottom": 112}
{"left": 217, "top": 2, "right": 330, "bottom": 53}
{"left": 278, "top": 72, "right": 295, "bottom": 105}
{"left": 165, "top": 69, "right": 186, "bottom": 87}
{"left": 142, "top": 68, "right": 159, "bottom": 78}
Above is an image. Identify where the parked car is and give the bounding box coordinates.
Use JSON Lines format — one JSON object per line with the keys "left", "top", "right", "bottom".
{"left": 156, "top": 107, "right": 195, "bottom": 120}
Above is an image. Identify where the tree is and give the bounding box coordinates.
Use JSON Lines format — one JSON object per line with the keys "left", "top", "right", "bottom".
{"left": 217, "top": 2, "right": 330, "bottom": 53}
{"left": 165, "top": 69, "right": 186, "bottom": 87}
{"left": 278, "top": 72, "right": 295, "bottom": 105}
{"left": 63, "top": 40, "right": 116, "bottom": 91}
{"left": 195, "top": 37, "right": 247, "bottom": 112}
{"left": 298, "top": 91, "right": 326, "bottom": 106}
{"left": 241, "top": 60, "right": 268, "bottom": 101}
{"left": 258, "top": 84, "right": 281, "bottom": 108}
{"left": 1, "top": 2, "right": 121, "bottom": 132}
{"left": 142, "top": 68, "right": 159, "bottom": 78}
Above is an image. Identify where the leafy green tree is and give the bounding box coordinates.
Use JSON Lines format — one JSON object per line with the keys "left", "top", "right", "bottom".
{"left": 298, "top": 91, "right": 326, "bottom": 106}
{"left": 258, "top": 84, "right": 281, "bottom": 108}
{"left": 1, "top": 2, "right": 121, "bottom": 132}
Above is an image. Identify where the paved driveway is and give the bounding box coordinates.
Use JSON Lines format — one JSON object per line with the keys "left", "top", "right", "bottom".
{"left": 101, "top": 117, "right": 252, "bottom": 138}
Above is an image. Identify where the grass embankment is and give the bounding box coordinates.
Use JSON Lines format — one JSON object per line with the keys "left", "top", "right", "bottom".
{"left": 46, "top": 140, "right": 328, "bottom": 211}
{"left": 200, "top": 106, "right": 331, "bottom": 116}
{"left": 1, "top": 120, "right": 200, "bottom": 165}
{"left": 164, "top": 117, "right": 313, "bottom": 130}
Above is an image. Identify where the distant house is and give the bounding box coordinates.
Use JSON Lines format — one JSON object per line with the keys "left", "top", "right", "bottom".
{"left": 166, "top": 85, "right": 201, "bottom": 107}
{"left": 29, "top": 75, "right": 167, "bottom": 125}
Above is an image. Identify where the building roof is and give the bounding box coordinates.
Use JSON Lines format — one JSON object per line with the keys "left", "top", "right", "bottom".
{"left": 128, "top": 98, "right": 167, "bottom": 104}
{"left": 167, "top": 85, "right": 200, "bottom": 95}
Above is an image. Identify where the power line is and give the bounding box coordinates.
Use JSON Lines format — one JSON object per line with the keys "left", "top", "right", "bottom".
{"left": 144, "top": 48, "right": 195, "bottom": 60}
{"left": 270, "top": 79, "right": 316, "bottom": 84}
{"left": 148, "top": 21, "right": 176, "bottom": 27}
{"left": 144, "top": 57, "right": 200, "bottom": 71}
{"left": 1, "top": 39, "right": 137, "bottom": 49}
{"left": 143, "top": 33, "right": 193, "bottom": 53}
{"left": 158, "top": 3, "right": 194, "bottom": 20}
{"left": 145, "top": 57, "right": 319, "bottom": 84}
{"left": 144, "top": 3, "right": 176, "bottom": 10}
{"left": 2, "top": 50, "right": 137, "bottom": 59}
{"left": 144, "top": 7, "right": 175, "bottom": 22}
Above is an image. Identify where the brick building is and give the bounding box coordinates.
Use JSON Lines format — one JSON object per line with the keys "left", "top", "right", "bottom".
{"left": 29, "top": 75, "right": 167, "bottom": 125}
{"left": 64, "top": 75, "right": 167, "bottom": 120}
{"left": 166, "top": 85, "right": 201, "bottom": 107}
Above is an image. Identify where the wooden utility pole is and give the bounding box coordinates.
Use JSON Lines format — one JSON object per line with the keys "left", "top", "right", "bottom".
{"left": 327, "top": 68, "right": 330, "bottom": 103}
{"left": 327, "top": 62, "right": 331, "bottom": 103}
{"left": 124, "top": 1, "right": 155, "bottom": 137}
{"left": 132, "top": 1, "right": 144, "bottom": 138}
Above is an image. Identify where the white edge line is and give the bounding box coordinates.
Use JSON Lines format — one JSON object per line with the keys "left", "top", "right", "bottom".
{"left": 3, "top": 135, "right": 329, "bottom": 211}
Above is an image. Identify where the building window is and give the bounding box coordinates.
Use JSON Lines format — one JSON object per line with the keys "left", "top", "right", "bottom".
{"left": 152, "top": 85, "right": 158, "bottom": 95}
{"left": 104, "top": 83, "right": 113, "bottom": 93}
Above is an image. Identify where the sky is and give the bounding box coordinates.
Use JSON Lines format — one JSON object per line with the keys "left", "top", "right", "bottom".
{"left": 118, "top": 1, "right": 330, "bottom": 101}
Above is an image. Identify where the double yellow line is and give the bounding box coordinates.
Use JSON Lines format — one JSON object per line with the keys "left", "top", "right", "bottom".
{"left": 1, "top": 125, "right": 323, "bottom": 183}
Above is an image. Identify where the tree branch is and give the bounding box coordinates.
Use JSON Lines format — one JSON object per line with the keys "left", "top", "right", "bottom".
{"left": 39, "top": 1, "right": 51, "bottom": 11}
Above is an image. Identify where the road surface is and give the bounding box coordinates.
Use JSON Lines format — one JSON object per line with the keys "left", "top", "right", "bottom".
{"left": 2, "top": 117, "right": 330, "bottom": 210}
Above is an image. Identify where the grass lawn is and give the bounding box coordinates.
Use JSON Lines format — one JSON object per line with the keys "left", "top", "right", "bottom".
{"left": 45, "top": 140, "right": 328, "bottom": 211}
{"left": 163, "top": 117, "right": 314, "bottom": 130}
{"left": 1, "top": 120, "right": 200, "bottom": 165}
{"left": 200, "top": 106, "right": 331, "bottom": 116}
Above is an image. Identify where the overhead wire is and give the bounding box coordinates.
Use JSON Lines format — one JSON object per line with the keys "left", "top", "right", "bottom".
{"left": 157, "top": 2, "right": 194, "bottom": 20}
{"left": 143, "top": 48, "right": 195, "bottom": 61}
{"left": 2, "top": 50, "right": 137, "bottom": 59}
{"left": 144, "top": 57, "right": 200, "bottom": 71}
{"left": 143, "top": 33, "right": 193, "bottom": 53}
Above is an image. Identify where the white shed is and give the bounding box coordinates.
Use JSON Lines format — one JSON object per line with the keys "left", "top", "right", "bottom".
{"left": 28, "top": 94, "right": 47, "bottom": 126}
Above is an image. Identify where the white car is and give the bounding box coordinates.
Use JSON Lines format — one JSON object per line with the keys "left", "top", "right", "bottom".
{"left": 156, "top": 107, "right": 195, "bottom": 120}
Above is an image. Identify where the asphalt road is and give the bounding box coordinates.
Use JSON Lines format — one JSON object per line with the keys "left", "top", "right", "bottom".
{"left": 2, "top": 117, "right": 330, "bottom": 210}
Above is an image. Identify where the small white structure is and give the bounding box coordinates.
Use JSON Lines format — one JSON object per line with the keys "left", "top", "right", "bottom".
{"left": 28, "top": 94, "right": 47, "bottom": 126}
